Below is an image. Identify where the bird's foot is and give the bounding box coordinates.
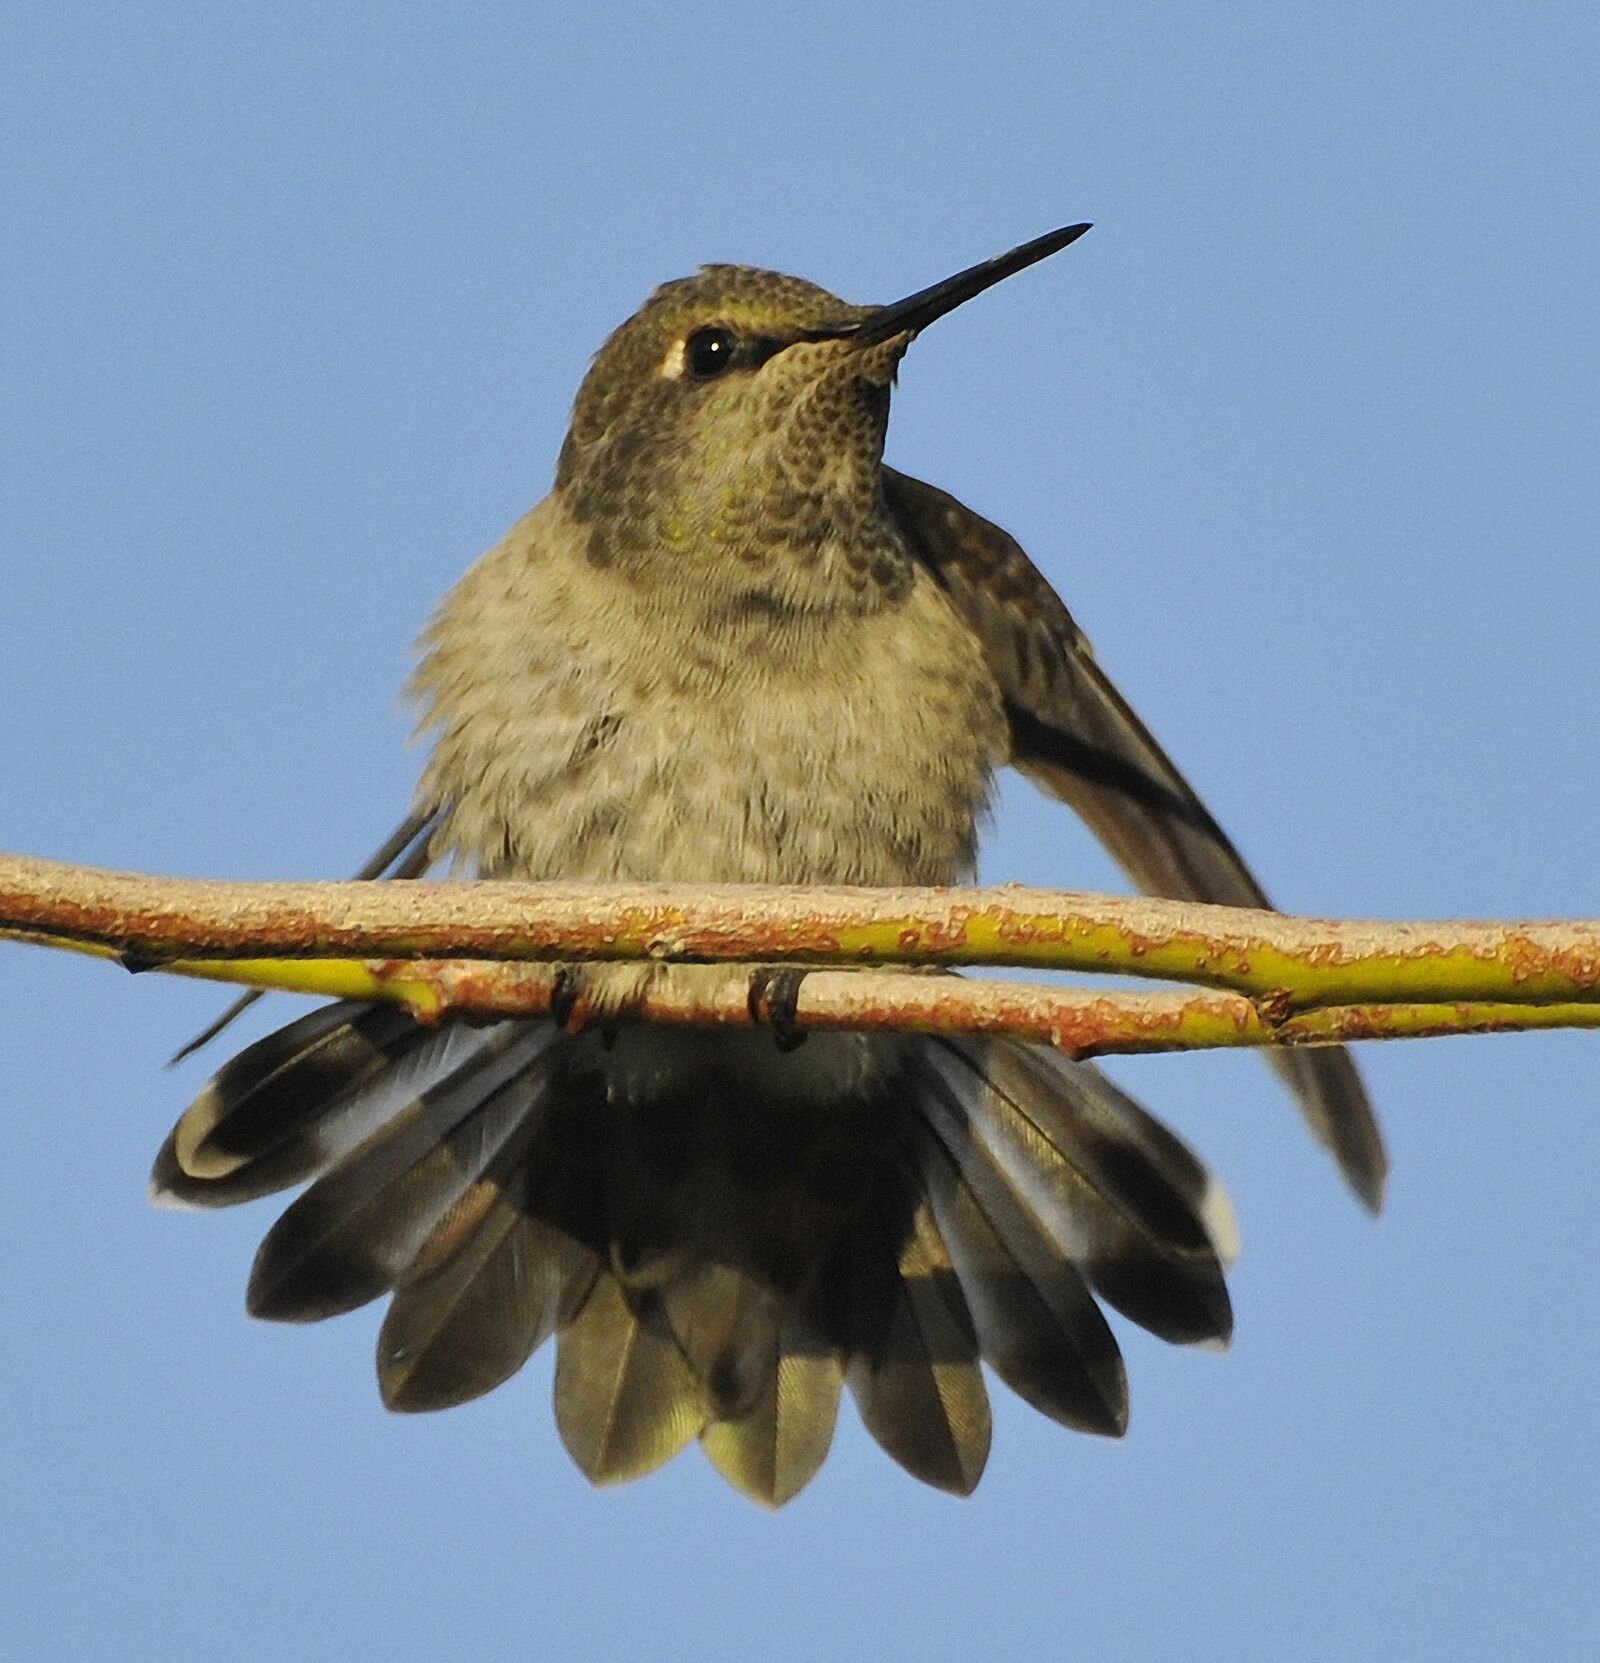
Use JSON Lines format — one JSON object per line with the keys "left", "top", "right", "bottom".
{"left": 747, "top": 966, "right": 809, "bottom": 1052}
{"left": 550, "top": 965, "right": 587, "bottom": 1033}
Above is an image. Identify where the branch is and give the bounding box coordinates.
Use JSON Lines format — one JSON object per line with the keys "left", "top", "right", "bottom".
{"left": 5, "top": 851, "right": 1600, "bottom": 1005}
{"left": 9, "top": 917, "right": 1599, "bottom": 1063}
{"left": 5, "top": 850, "right": 1600, "bottom": 1056}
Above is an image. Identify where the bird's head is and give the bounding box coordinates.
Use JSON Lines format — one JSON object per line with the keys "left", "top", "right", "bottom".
{"left": 555, "top": 226, "right": 1091, "bottom": 609}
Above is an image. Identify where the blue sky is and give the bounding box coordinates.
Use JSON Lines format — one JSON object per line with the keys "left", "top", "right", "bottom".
{"left": 3, "top": 4, "right": 1597, "bottom": 1659}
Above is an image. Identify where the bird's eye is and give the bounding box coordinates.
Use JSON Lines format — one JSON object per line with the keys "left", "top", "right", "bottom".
{"left": 685, "top": 326, "right": 739, "bottom": 379}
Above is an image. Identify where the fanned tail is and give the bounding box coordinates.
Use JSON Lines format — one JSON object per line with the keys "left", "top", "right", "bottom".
{"left": 157, "top": 1013, "right": 1239, "bottom": 1505}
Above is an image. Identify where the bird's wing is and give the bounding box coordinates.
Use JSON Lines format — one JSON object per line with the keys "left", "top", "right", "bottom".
{"left": 882, "top": 466, "right": 1386, "bottom": 1210}
{"left": 168, "top": 807, "right": 441, "bottom": 1065}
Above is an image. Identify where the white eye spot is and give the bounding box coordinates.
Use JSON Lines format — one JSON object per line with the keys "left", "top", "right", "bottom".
{"left": 659, "top": 340, "right": 687, "bottom": 380}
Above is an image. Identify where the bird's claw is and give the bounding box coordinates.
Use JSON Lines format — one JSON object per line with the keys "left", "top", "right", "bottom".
{"left": 747, "top": 967, "right": 809, "bottom": 1052}
{"left": 550, "top": 966, "right": 584, "bottom": 1032}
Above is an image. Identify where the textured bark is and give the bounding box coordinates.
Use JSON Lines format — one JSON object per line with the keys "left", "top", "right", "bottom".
{"left": 4, "top": 851, "right": 1600, "bottom": 1058}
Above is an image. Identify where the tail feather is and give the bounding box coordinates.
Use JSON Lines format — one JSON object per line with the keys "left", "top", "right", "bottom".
{"left": 927, "top": 1039, "right": 1234, "bottom": 1346}
{"left": 699, "top": 1316, "right": 843, "bottom": 1507}
{"left": 379, "top": 1161, "right": 601, "bottom": 1413}
{"left": 658, "top": 1264, "right": 783, "bottom": 1422}
{"left": 380, "top": 1086, "right": 609, "bottom": 1411}
{"left": 838, "top": 1160, "right": 993, "bottom": 1497}
{"left": 152, "top": 1002, "right": 467, "bottom": 1209}
{"left": 907, "top": 1057, "right": 1128, "bottom": 1436}
{"left": 246, "top": 1027, "right": 555, "bottom": 1321}
{"left": 553, "top": 1272, "right": 709, "bottom": 1485}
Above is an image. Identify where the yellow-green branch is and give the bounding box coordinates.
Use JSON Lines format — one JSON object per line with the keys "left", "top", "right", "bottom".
{"left": 4, "top": 851, "right": 1600, "bottom": 1056}
{"left": 9, "top": 925, "right": 1597, "bottom": 1058}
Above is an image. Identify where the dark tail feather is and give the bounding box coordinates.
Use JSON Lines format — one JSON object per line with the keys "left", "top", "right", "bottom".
{"left": 835, "top": 1158, "right": 993, "bottom": 1497}
{"left": 379, "top": 1147, "right": 602, "bottom": 1412}
{"left": 156, "top": 1011, "right": 1242, "bottom": 1504}
{"left": 151, "top": 1002, "right": 459, "bottom": 1208}
{"left": 924, "top": 1038, "right": 1235, "bottom": 1347}
{"left": 658, "top": 1264, "right": 783, "bottom": 1422}
{"left": 907, "top": 1056, "right": 1128, "bottom": 1436}
{"left": 246, "top": 1027, "right": 556, "bottom": 1321}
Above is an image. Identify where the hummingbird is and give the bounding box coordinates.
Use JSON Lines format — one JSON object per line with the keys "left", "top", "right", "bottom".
{"left": 154, "top": 225, "right": 1385, "bottom": 1507}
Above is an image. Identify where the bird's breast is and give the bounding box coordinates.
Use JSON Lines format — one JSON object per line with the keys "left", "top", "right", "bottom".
{"left": 413, "top": 498, "right": 1007, "bottom": 886}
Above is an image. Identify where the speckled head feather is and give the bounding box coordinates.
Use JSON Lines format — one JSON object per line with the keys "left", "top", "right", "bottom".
{"left": 555, "top": 266, "right": 907, "bottom": 599}
{"left": 567, "top": 265, "right": 871, "bottom": 445}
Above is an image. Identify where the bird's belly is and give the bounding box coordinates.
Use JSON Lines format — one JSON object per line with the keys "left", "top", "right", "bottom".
{"left": 504, "top": 655, "right": 996, "bottom": 886}
{"left": 426, "top": 580, "right": 1005, "bottom": 888}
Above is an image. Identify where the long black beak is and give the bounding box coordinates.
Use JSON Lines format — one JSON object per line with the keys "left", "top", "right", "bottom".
{"left": 844, "top": 222, "right": 1092, "bottom": 347}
